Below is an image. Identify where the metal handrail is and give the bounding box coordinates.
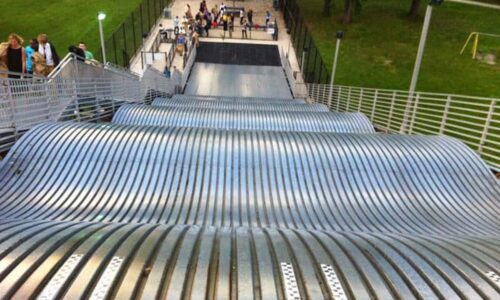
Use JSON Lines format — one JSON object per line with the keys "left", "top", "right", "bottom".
{"left": 306, "top": 83, "right": 500, "bottom": 169}
{"left": 0, "top": 54, "right": 174, "bottom": 153}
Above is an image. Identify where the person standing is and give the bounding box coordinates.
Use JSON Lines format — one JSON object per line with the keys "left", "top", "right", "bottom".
{"left": 6, "top": 33, "right": 26, "bottom": 78}
{"left": 37, "top": 34, "right": 60, "bottom": 73}
{"left": 222, "top": 13, "right": 229, "bottom": 38}
{"left": 265, "top": 11, "right": 272, "bottom": 27}
{"left": 247, "top": 9, "right": 253, "bottom": 25}
{"left": 241, "top": 18, "right": 248, "bottom": 39}
{"left": 229, "top": 14, "right": 234, "bottom": 38}
{"left": 240, "top": 8, "right": 245, "bottom": 25}
{"left": 79, "top": 42, "right": 94, "bottom": 60}
{"left": 25, "top": 38, "right": 37, "bottom": 74}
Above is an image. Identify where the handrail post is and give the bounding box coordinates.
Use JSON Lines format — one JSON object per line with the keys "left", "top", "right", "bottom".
{"left": 439, "top": 95, "right": 452, "bottom": 135}
{"left": 7, "top": 80, "right": 18, "bottom": 140}
{"left": 408, "top": 93, "right": 420, "bottom": 134}
{"left": 346, "top": 87, "right": 352, "bottom": 111}
{"left": 371, "top": 90, "right": 378, "bottom": 120}
{"left": 387, "top": 91, "right": 396, "bottom": 130}
{"left": 357, "top": 89, "right": 363, "bottom": 112}
{"left": 478, "top": 100, "right": 495, "bottom": 154}
{"left": 336, "top": 86, "right": 342, "bottom": 111}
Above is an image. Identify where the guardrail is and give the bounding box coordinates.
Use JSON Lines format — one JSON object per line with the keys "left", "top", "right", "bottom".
{"left": 280, "top": 47, "right": 308, "bottom": 99}
{"left": 181, "top": 45, "right": 197, "bottom": 90}
{"left": 0, "top": 53, "right": 173, "bottom": 153}
{"left": 307, "top": 83, "right": 500, "bottom": 169}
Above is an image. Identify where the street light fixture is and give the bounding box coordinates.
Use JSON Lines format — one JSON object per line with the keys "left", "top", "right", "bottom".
{"left": 98, "top": 12, "right": 107, "bottom": 64}
{"left": 328, "top": 30, "right": 344, "bottom": 106}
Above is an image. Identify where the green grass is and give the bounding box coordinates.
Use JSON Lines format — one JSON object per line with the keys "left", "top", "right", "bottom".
{"left": 0, "top": 0, "right": 142, "bottom": 59}
{"left": 297, "top": 0, "right": 500, "bottom": 98}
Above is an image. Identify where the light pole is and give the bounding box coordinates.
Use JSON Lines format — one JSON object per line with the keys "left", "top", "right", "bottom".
{"left": 328, "top": 30, "right": 344, "bottom": 106}
{"left": 98, "top": 12, "right": 107, "bottom": 64}
{"left": 401, "top": 0, "right": 443, "bottom": 133}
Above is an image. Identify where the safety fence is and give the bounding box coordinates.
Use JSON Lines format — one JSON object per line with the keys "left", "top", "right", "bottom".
{"left": 280, "top": 47, "right": 308, "bottom": 99}
{"left": 99, "top": 0, "right": 173, "bottom": 67}
{"left": 307, "top": 83, "right": 500, "bottom": 169}
{"left": 0, "top": 54, "right": 173, "bottom": 153}
{"left": 181, "top": 45, "right": 197, "bottom": 89}
{"left": 279, "top": 0, "right": 331, "bottom": 84}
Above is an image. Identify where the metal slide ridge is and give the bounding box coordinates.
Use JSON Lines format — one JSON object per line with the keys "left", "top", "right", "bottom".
{"left": 0, "top": 220, "right": 498, "bottom": 299}
{"left": 171, "top": 94, "right": 307, "bottom": 103}
{"left": 0, "top": 122, "right": 498, "bottom": 236}
{"left": 112, "top": 104, "right": 375, "bottom": 133}
{"left": 152, "top": 98, "right": 329, "bottom": 112}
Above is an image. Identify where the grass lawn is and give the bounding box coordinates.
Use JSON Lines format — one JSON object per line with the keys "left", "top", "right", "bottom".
{"left": 0, "top": 0, "right": 142, "bottom": 60}
{"left": 297, "top": 0, "right": 500, "bottom": 98}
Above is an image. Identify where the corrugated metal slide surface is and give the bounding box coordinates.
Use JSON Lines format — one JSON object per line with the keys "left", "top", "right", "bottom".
{"left": 152, "top": 97, "right": 330, "bottom": 112}
{"left": 170, "top": 94, "right": 307, "bottom": 104}
{"left": 0, "top": 221, "right": 499, "bottom": 299}
{"left": 112, "top": 104, "right": 375, "bottom": 133}
{"left": 0, "top": 96, "right": 499, "bottom": 298}
{"left": 0, "top": 122, "right": 498, "bottom": 236}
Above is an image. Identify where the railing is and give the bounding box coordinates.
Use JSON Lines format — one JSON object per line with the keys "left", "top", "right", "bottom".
{"left": 279, "top": 0, "right": 331, "bottom": 84}
{"left": 99, "top": 0, "right": 173, "bottom": 67}
{"left": 181, "top": 45, "right": 197, "bottom": 90}
{"left": 280, "top": 47, "right": 308, "bottom": 99}
{"left": 0, "top": 54, "right": 173, "bottom": 153}
{"left": 141, "top": 51, "right": 168, "bottom": 70}
{"left": 307, "top": 83, "right": 500, "bottom": 169}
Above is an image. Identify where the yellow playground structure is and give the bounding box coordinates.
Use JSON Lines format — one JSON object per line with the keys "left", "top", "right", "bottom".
{"left": 460, "top": 31, "right": 500, "bottom": 59}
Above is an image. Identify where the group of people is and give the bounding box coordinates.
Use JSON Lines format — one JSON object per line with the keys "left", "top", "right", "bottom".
{"left": 0, "top": 33, "right": 94, "bottom": 78}
{"left": 173, "top": 1, "right": 270, "bottom": 41}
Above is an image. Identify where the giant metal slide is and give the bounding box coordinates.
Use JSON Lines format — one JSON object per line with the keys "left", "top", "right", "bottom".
{"left": 0, "top": 55, "right": 499, "bottom": 298}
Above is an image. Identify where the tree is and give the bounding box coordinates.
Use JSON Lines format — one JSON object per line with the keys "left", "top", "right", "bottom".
{"left": 343, "top": 0, "right": 364, "bottom": 24}
{"left": 323, "top": 0, "right": 334, "bottom": 16}
{"left": 408, "top": 0, "right": 421, "bottom": 19}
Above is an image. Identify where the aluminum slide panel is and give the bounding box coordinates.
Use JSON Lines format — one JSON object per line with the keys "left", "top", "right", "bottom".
{"left": 184, "top": 63, "right": 294, "bottom": 99}
{"left": 112, "top": 104, "right": 375, "bottom": 133}
{"left": 170, "top": 94, "right": 307, "bottom": 104}
{"left": 0, "top": 122, "right": 498, "bottom": 236}
{"left": 0, "top": 221, "right": 498, "bottom": 299}
{"left": 152, "top": 98, "right": 329, "bottom": 112}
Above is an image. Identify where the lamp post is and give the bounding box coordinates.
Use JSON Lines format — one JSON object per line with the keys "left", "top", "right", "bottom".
{"left": 98, "top": 12, "right": 107, "bottom": 64}
{"left": 401, "top": 0, "right": 443, "bottom": 133}
{"left": 328, "top": 30, "right": 344, "bottom": 106}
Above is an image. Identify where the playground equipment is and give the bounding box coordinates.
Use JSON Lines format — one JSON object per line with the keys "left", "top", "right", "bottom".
{"left": 460, "top": 31, "right": 500, "bottom": 59}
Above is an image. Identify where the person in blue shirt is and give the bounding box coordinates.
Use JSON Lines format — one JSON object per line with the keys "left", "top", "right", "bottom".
{"left": 265, "top": 11, "right": 272, "bottom": 27}
{"left": 163, "top": 66, "right": 171, "bottom": 78}
{"left": 25, "top": 39, "right": 37, "bottom": 74}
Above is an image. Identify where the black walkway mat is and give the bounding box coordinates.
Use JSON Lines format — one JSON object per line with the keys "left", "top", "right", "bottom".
{"left": 195, "top": 42, "right": 282, "bottom": 66}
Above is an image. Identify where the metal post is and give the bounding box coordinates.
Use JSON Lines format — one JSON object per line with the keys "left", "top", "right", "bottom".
{"left": 387, "top": 91, "right": 397, "bottom": 130}
{"left": 328, "top": 31, "right": 343, "bottom": 108}
{"left": 478, "top": 100, "right": 495, "bottom": 154}
{"left": 402, "top": 4, "right": 435, "bottom": 133}
{"left": 439, "top": 95, "right": 452, "bottom": 134}
{"left": 371, "top": 90, "right": 378, "bottom": 120}
{"left": 98, "top": 15, "right": 107, "bottom": 64}
{"left": 301, "top": 48, "right": 307, "bottom": 82}
{"left": 409, "top": 93, "right": 420, "bottom": 134}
